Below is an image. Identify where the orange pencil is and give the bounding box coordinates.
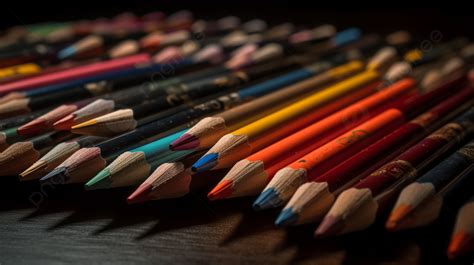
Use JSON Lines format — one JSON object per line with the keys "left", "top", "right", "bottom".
{"left": 209, "top": 78, "right": 416, "bottom": 200}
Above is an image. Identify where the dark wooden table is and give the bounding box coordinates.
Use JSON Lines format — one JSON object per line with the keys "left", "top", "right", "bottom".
{"left": 0, "top": 176, "right": 472, "bottom": 265}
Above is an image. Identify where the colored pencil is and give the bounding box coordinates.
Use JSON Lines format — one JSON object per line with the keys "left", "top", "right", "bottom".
{"left": 275, "top": 85, "right": 473, "bottom": 226}
{"left": 448, "top": 195, "right": 474, "bottom": 259}
{"left": 386, "top": 140, "right": 474, "bottom": 231}
{"left": 17, "top": 97, "right": 96, "bottom": 136}
{"left": 52, "top": 64, "right": 233, "bottom": 130}
{"left": 0, "top": 131, "right": 75, "bottom": 176}
{"left": 0, "top": 53, "right": 150, "bottom": 95}
{"left": 254, "top": 107, "right": 410, "bottom": 211}
{"left": 20, "top": 136, "right": 106, "bottom": 180}
{"left": 253, "top": 78, "right": 469, "bottom": 211}
{"left": 40, "top": 82, "right": 280, "bottom": 184}
{"left": 0, "top": 51, "right": 214, "bottom": 102}
{"left": 209, "top": 78, "right": 416, "bottom": 201}
{"left": 69, "top": 57, "right": 307, "bottom": 136}
{"left": 127, "top": 153, "right": 227, "bottom": 203}
{"left": 191, "top": 70, "right": 381, "bottom": 173}
{"left": 84, "top": 130, "right": 192, "bottom": 189}
{"left": 0, "top": 82, "right": 117, "bottom": 118}
{"left": 170, "top": 61, "right": 365, "bottom": 151}
{"left": 56, "top": 35, "right": 104, "bottom": 60}
{"left": 315, "top": 107, "right": 474, "bottom": 237}
{"left": 0, "top": 63, "right": 41, "bottom": 80}
{"left": 383, "top": 165, "right": 474, "bottom": 232}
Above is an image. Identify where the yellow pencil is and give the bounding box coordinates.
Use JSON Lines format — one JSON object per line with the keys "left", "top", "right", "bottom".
{"left": 191, "top": 69, "right": 381, "bottom": 172}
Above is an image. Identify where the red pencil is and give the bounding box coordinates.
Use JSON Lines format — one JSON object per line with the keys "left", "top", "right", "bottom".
{"left": 0, "top": 54, "right": 150, "bottom": 94}
{"left": 316, "top": 104, "right": 474, "bottom": 237}
{"left": 276, "top": 85, "right": 473, "bottom": 226}
{"left": 17, "top": 98, "right": 97, "bottom": 136}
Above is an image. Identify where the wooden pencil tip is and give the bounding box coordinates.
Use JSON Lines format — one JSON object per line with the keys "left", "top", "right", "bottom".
{"left": 170, "top": 133, "right": 199, "bottom": 151}
{"left": 314, "top": 215, "right": 343, "bottom": 238}
{"left": 17, "top": 118, "right": 48, "bottom": 136}
{"left": 448, "top": 232, "right": 474, "bottom": 259}
{"left": 53, "top": 114, "right": 75, "bottom": 130}
{"left": 20, "top": 160, "right": 48, "bottom": 181}
{"left": 0, "top": 92, "right": 25, "bottom": 105}
{"left": 0, "top": 98, "right": 30, "bottom": 119}
{"left": 386, "top": 204, "right": 413, "bottom": 232}
{"left": 70, "top": 109, "right": 137, "bottom": 136}
{"left": 127, "top": 183, "right": 153, "bottom": 204}
{"left": 208, "top": 179, "right": 234, "bottom": 200}
{"left": 0, "top": 142, "right": 40, "bottom": 176}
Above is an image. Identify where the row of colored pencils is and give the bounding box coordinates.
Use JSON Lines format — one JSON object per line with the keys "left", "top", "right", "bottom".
{"left": 1, "top": 10, "right": 473, "bottom": 261}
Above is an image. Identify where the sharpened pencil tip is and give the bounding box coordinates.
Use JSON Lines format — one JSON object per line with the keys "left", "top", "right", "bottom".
{"left": 54, "top": 114, "right": 75, "bottom": 130}
{"left": 447, "top": 232, "right": 473, "bottom": 259}
{"left": 315, "top": 215, "right": 343, "bottom": 238}
{"left": 17, "top": 118, "right": 47, "bottom": 136}
{"left": 84, "top": 169, "right": 112, "bottom": 190}
{"left": 253, "top": 188, "right": 283, "bottom": 211}
{"left": 40, "top": 167, "right": 69, "bottom": 184}
{"left": 386, "top": 204, "right": 413, "bottom": 231}
{"left": 127, "top": 183, "right": 153, "bottom": 204}
{"left": 191, "top": 153, "right": 218, "bottom": 173}
{"left": 170, "top": 133, "right": 199, "bottom": 151}
{"left": 275, "top": 208, "right": 298, "bottom": 227}
{"left": 20, "top": 160, "right": 48, "bottom": 180}
{"left": 71, "top": 119, "right": 98, "bottom": 130}
{"left": 207, "top": 179, "right": 234, "bottom": 200}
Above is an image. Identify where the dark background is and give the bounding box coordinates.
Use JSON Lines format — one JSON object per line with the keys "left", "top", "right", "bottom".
{"left": 0, "top": 2, "right": 473, "bottom": 39}
{"left": 1, "top": 3, "right": 473, "bottom": 265}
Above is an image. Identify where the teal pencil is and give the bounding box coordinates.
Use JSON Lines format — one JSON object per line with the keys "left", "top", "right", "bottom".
{"left": 84, "top": 130, "right": 193, "bottom": 190}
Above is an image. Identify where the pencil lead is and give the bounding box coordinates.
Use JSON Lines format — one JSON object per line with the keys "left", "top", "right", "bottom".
{"left": 169, "top": 133, "right": 199, "bottom": 151}
{"left": 84, "top": 169, "right": 112, "bottom": 190}
{"left": 447, "top": 232, "right": 473, "bottom": 259}
{"left": 127, "top": 183, "right": 153, "bottom": 204}
{"left": 71, "top": 119, "right": 98, "bottom": 130}
{"left": 278, "top": 182, "right": 335, "bottom": 226}
{"left": 20, "top": 160, "right": 48, "bottom": 181}
{"left": 53, "top": 114, "right": 75, "bottom": 130}
{"left": 191, "top": 153, "right": 218, "bottom": 173}
{"left": 17, "top": 118, "right": 47, "bottom": 136}
{"left": 40, "top": 167, "right": 69, "bottom": 184}
{"left": 254, "top": 167, "right": 306, "bottom": 210}
{"left": 275, "top": 208, "right": 298, "bottom": 227}
{"left": 207, "top": 179, "right": 233, "bottom": 200}
{"left": 253, "top": 188, "right": 282, "bottom": 211}
{"left": 314, "top": 215, "right": 344, "bottom": 238}
{"left": 385, "top": 204, "right": 413, "bottom": 231}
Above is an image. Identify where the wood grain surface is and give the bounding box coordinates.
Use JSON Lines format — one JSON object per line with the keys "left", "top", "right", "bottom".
{"left": 0, "top": 176, "right": 472, "bottom": 265}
